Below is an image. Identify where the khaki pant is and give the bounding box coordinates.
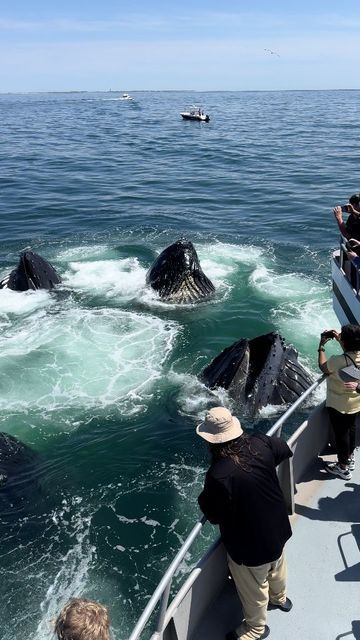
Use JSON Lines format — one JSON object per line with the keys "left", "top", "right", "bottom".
{"left": 227, "top": 551, "right": 287, "bottom": 640}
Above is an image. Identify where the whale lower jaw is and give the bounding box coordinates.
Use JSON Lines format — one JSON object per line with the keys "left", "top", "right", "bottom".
{"left": 157, "top": 273, "right": 215, "bottom": 304}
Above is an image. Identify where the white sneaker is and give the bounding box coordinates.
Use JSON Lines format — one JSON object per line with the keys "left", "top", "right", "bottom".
{"left": 347, "top": 455, "right": 355, "bottom": 471}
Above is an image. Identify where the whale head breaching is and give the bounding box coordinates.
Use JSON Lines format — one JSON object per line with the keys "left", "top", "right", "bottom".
{"left": 201, "top": 332, "right": 313, "bottom": 414}
{"left": 146, "top": 239, "right": 215, "bottom": 303}
{"left": 0, "top": 250, "right": 62, "bottom": 291}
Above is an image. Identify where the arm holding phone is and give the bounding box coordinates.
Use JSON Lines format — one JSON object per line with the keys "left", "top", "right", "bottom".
{"left": 318, "top": 329, "right": 340, "bottom": 375}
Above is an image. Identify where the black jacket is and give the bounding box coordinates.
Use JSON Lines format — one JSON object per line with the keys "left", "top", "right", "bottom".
{"left": 198, "top": 433, "right": 293, "bottom": 566}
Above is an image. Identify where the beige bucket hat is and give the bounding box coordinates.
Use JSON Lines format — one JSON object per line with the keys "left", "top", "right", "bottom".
{"left": 196, "top": 407, "right": 243, "bottom": 444}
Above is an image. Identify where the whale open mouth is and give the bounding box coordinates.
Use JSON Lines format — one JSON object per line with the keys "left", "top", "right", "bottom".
{"left": 201, "top": 332, "right": 313, "bottom": 413}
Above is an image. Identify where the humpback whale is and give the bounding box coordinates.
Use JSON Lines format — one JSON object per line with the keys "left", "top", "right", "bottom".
{"left": 0, "top": 250, "right": 62, "bottom": 291}
{"left": 0, "top": 433, "right": 39, "bottom": 517}
{"left": 0, "top": 433, "right": 37, "bottom": 487}
{"left": 201, "top": 332, "right": 313, "bottom": 414}
{"left": 146, "top": 239, "right": 215, "bottom": 303}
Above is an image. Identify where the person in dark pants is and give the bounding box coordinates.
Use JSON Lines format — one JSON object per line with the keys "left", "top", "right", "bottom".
{"left": 318, "top": 323, "right": 360, "bottom": 479}
{"left": 197, "top": 406, "right": 293, "bottom": 640}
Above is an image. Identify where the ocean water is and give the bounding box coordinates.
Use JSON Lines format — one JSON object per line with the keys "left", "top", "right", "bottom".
{"left": 0, "top": 90, "right": 358, "bottom": 640}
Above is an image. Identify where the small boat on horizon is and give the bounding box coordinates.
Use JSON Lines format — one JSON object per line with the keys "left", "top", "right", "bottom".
{"left": 120, "top": 93, "right": 134, "bottom": 101}
{"left": 180, "top": 106, "right": 210, "bottom": 122}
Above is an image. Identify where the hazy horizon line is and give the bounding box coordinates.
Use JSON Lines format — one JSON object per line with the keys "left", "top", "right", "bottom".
{"left": 1, "top": 88, "right": 360, "bottom": 95}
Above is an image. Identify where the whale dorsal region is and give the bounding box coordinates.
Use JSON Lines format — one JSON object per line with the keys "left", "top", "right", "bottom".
{"left": 146, "top": 239, "right": 215, "bottom": 303}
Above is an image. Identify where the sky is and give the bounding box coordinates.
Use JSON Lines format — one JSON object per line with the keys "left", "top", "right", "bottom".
{"left": 1, "top": 0, "right": 359, "bottom": 92}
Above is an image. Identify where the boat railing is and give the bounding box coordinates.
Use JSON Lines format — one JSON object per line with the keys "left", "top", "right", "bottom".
{"left": 339, "top": 236, "right": 360, "bottom": 295}
{"left": 127, "top": 375, "right": 325, "bottom": 640}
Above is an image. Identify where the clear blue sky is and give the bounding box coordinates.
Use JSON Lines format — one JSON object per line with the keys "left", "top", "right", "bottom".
{"left": 1, "top": 0, "right": 359, "bottom": 92}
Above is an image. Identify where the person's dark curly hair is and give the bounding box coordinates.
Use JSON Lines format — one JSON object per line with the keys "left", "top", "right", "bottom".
{"left": 209, "top": 433, "right": 259, "bottom": 472}
{"left": 341, "top": 324, "right": 360, "bottom": 352}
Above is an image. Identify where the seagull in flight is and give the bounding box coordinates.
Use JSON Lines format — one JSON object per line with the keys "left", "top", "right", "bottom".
{"left": 264, "top": 48, "right": 280, "bottom": 57}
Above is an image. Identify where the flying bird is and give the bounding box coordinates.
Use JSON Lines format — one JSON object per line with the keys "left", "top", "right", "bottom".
{"left": 264, "top": 48, "right": 280, "bottom": 57}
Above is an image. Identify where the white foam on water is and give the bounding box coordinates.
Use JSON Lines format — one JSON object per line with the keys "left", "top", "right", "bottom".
{"left": 31, "top": 498, "right": 95, "bottom": 640}
{"left": 250, "top": 265, "right": 326, "bottom": 300}
{"left": 273, "top": 297, "right": 339, "bottom": 353}
{"left": 63, "top": 258, "right": 147, "bottom": 301}
{"left": 56, "top": 245, "right": 110, "bottom": 262}
{"left": 168, "top": 371, "right": 231, "bottom": 418}
{"left": 0, "top": 307, "right": 178, "bottom": 423}
{"left": 0, "top": 288, "right": 53, "bottom": 316}
{"left": 198, "top": 242, "right": 264, "bottom": 267}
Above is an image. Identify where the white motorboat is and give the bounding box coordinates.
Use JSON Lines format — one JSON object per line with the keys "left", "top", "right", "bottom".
{"left": 180, "top": 106, "right": 210, "bottom": 122}
{"left": 120, "top": 93, "right": 134, "bottom": 101}
{"left": 128, "top": 238, "right": 360, "bottom": 640}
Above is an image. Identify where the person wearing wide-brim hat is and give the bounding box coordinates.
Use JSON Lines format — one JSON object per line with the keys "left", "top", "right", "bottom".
{"left": 197, "top": 407, "right": 293, "bottom": 640}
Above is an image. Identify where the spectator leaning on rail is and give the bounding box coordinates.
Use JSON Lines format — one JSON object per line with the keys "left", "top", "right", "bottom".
{"left": 54, "top": 598, "right": 110, "bottom": 640}
{"left": 197, "top": 406, "right": 293, "bottom": 640}
{"left": 318, "top": 323, "right": 360, "bottom": 480}
{"left": 333, "top": 194, "right": 360, "bottom": 240}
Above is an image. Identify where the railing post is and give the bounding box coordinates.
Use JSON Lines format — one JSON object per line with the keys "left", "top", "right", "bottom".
{"left": 153, "top": 580, "right": 172, "bottom": 639}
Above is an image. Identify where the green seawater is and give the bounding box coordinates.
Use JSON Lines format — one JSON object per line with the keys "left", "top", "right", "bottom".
{"left": 0, "top": 90, "right": 357, "bottom": 639}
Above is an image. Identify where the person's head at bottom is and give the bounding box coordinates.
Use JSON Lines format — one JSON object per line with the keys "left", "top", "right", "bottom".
{"left": 54, "top": 598, "right": 110, "bottom": 640}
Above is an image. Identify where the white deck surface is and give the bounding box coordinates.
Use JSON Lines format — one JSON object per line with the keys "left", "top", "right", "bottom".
{"left": 269, "top": 452, "right": 360, "bottom": 640}
{"left": 194, "top": 451, "right": 360, "bottom": 640}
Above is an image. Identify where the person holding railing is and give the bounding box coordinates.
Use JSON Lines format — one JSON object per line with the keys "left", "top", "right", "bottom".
{"left": 333, "top": 194, "right": 360, "bottom": 240}
{"left": 318, "top": 323, "right": 360, "bottom": 480}
{"left": 197, "top": 406, "right": 293, "bottom": 640}
{"left": 54, "top": 598, "right": 110, "bottom": 640}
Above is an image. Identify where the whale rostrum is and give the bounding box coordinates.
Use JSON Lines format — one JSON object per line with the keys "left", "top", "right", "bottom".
{"left": 0, "top": 250, "right": 62, "bottom": 291}
{"left": 146, "top": 239, "right": 215, "bottom": 304}
{"left": 201, "top": 332, "right": 313, "bottom": 413}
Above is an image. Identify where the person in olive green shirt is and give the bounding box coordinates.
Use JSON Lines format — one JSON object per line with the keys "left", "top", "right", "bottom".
{"left": 318, "top": 324, "right": 360, "bottom": 480}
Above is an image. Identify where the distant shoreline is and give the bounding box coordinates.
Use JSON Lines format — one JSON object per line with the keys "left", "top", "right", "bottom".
{"left": 0, "top": 88, "right": 359, "bottom": 95}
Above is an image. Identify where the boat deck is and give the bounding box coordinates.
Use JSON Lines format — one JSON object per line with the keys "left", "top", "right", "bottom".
{"left": 194, "top": 451, "right": 360, "bottom": 640}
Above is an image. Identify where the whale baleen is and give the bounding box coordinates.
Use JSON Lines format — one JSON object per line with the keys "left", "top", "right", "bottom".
{"left": 201, "top": 332, "right": 313, "bottom": 413}
{"left": 0, "top": 250, "right": 62, "bottom": 291}
{"left": 146, "top": 239, "right": 215, "bottom": 303}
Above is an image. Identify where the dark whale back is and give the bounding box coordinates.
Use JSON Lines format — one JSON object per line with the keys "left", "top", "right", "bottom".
{"left": 146, "top": 239, "right": 215, "bottom": 303}
{"left": 0, "top": 432, "right": 38, "bottom": 488}
{"left": 0, "top": 251, "right": 62, "bottom": 291}
{"left": 201, "top": 332, "right": 313, "bottom": 414}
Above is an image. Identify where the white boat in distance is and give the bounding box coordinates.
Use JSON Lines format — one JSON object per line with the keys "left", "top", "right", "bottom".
{"left": 180, "top": 106, "right": 210, "bottom": 122}
{"left": 120, "top": 93, "right": 134, "bottom": 101}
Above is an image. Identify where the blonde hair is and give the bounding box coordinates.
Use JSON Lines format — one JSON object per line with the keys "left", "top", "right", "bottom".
{"left": 54, "top": 598, "right": 110, "bottom": 640}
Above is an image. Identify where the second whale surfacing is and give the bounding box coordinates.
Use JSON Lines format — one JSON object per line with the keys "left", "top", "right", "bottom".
{"left": 201, "top": 332, "right": 313, "bottom": 414}
{"left": 146, "top": 239, "right": 215, "bottom": 303}
{"left": 0, "top": 250, "right": 62, "bottom": 291}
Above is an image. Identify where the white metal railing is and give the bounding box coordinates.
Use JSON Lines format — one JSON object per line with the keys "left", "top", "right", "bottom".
{"left": 127, "top": 374, "right": 326, "bottom": 640}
